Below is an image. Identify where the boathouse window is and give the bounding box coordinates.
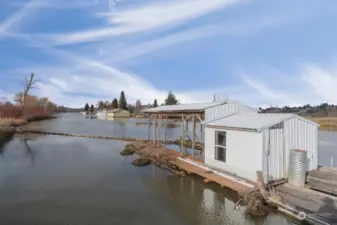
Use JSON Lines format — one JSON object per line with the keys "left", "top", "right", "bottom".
{"left": 215, "top": 131, "right": 226, "bottom": 162}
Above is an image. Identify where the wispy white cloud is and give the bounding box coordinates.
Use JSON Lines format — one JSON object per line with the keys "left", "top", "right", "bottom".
{"left": 3, "top": 0, "right": 335, "bottom": 109}
{"left": 42, "top": 0, "right": 243, "bottom": 45}
{"left": 10, "top": 36, "right": 204, "bottom": 107}
{"left": 241, "top": 75, "right": 301, "bottom": 107}
{"left": 101, "top": 15, "right": 295, "bottom": 64}
{"left": 301, "top": 64, "right": 337, "bottom": 104}
{"left": 0, "top": 0, "right": 43, "bottom": 34}
{"left": 8, "top": 0, "right": 100, "bottom": 9}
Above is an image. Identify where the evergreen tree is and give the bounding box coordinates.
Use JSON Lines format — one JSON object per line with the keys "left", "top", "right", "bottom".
{"left": 90, "top": 104, "right": 94, "bottom": 113}
{"left": 153, "top": 99, "right": 158, "bottom": 107}
{"left": 127, "top": 104, "right": 134, "bottom": 114}
{"left": 119, "top": 91, "right": 127, "bottom": 109}
{"left": 104, "top": 101, "right": 110, "bottom": 109}
{"left": 111, "top": 98, "right": 119, "bottom": 109}
{"left": 97, "top": 101, "right": 105, "bottom": 110}
{"left": 164, "top": 90, "right": 178, "bottom": 105}
{"left": 84, "top": 103, "right": 89, "bottom": 112}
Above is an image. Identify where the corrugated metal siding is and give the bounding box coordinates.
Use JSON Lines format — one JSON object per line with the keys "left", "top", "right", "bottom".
{"left": 205, "top": 101, "right": 258, "bottom": 123}
{"left": 262, "top": 124, "right": 285, "bottom": 182}
{"left": 284, "top": 118, "right": 318, "bottom": 173}
{"left": 262, "top": 118, "right": 318, "bottom": 183}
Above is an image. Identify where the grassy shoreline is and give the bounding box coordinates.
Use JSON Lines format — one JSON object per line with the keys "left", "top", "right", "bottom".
{"left": 305, "top": 117, "right": 337, "bottom": 131}
{"left": 0, "top": 115, "right": 57, "bottom": 130}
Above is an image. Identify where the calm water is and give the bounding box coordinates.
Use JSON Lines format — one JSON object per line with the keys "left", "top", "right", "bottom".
{"left": 0, "top": 114, "right": 301, "bottom": 224}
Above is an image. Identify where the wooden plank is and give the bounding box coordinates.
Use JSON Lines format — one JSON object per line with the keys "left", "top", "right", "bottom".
{"left": 276, "top": 184, "right": 337, "bottom": 224}
{"left": 172, "top": 159, "right": 252, "bottom": 193}
{"left": 307, "top": 167, "right": 337, "bottom": 196}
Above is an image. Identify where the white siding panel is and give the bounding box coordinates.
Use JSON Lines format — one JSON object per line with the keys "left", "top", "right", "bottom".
{"left": 204, "top": 128, "right": 263, "bottom": 182}
{"left": 262, "top": 118, "right": 318, "bottom": 183}
{"left": 268, "top": 126, "right": 284, "bottom": 181}
{"left": 284, "top": 118, "right": 318, "bottom": 174}
{"left": 205, "top": 101, "right": 258, "bottom": 123}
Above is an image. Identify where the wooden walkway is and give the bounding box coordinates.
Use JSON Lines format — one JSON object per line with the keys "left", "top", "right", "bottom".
{"left": 307, "top": 166, "right": 337, "bottom": 196}
{"left": 275, "top": 184, "right": 337, "bottom": 225}
{"left": 172, "top": 158, "right": 254, "bottom": 194}
{"left": 134, "top": 144, "right": 254, "bottom": 194}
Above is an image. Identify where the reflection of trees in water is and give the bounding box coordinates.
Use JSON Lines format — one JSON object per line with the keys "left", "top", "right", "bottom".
{"left": 0, "top": 132, "right": 37, "bottom": 165}
{"left": 21, "top": 139, "right": 36, "bottom": 165}
{"left": 0, "top": 132, "right": 14, "bottom": 158}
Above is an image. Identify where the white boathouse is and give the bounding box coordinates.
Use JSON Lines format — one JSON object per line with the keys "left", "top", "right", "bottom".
{"left": 203, "top": 113, "right": 319, "bottom": 183}
{"left": 143, "top": 100, "right": 319, "bottom": 185}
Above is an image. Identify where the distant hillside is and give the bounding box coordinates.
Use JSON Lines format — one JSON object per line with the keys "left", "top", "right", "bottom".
{"left": 259, "top": 103, "right": 337, "bottom": 117}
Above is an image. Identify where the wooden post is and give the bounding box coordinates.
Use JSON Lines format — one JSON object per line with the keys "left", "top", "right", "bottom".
{"left": 164, "top": 114, "right": 167, "bottom": 148}
{"left": 148, "top": 116, "right": 151, "bottom": 141}
{"left": 181, "top": 114, "right": 184, "bottom": 156}
{"left": 192, "top": 113, "right": 196, "bottom": 159}
{"left": 157, "top": 114, "right": 162, "bottom": 146}
{"left": 256, "top": 171, "right": 269, "bottom": 199}
{"left": 153, "top": 116, "right": 156, "bottom": 146}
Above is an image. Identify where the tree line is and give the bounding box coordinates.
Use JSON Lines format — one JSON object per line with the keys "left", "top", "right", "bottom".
{"left": 84, "top": 90, "right": 179, "bottom": 114}
{"left": 260, "top": 103, "right": 337, "bottom": 117}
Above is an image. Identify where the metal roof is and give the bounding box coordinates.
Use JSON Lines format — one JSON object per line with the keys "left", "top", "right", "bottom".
{"left": 142, "top": 101, "right": 226, "bottom": 113}
{"left": 205, "top": 113, "right": 305, "bottom": 131}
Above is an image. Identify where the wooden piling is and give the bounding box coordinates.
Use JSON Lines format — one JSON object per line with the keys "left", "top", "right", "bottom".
{"left": 192, "top": 113, "right": 196, "bottom": 159}
{"left": 153, "top": 116, "right": 156, "bottom": 146}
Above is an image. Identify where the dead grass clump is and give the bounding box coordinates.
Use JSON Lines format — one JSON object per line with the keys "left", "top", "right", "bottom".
{"left": 120, "top": 143, "right": 138, "bottom": 156}
{"left": 132, "top": 157, "right": 151, "bottom": 167}
{"left": 0, "top": 118, "right": 27, "bottom": 128}
{"left": 243, "top": 190, "right": 269, "bottom": 217}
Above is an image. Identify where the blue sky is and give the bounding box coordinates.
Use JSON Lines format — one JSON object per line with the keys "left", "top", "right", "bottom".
{"left": 1, "top": 0, "right": 337, "bottom": 108}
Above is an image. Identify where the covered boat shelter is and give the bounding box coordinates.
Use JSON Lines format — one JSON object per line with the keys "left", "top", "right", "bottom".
{"left": 142, "top": 102, "right": 226, "bottom": 159}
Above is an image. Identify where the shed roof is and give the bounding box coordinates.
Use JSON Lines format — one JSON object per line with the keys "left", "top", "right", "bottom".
{"left": 205, "top": 113, "right": 318, "bottom": 131}
{"left": 142, "top": 101, "right": 226, "bottom": 114}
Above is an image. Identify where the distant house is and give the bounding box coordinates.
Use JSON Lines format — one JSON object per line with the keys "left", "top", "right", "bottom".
{"left": 107, "top": 109, "right": 130, "bottom": 118}
{"left": 97, "top": 108, "right": 130, "bottom": 119}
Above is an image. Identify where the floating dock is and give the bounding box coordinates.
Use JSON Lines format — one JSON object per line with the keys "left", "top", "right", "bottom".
{"left": 265, "top": 167, "right": 337, "bottom": 225}
{"left": 272, "top": 183, "right": 337, "bottom": 225}
{"left": 307, "top": 166, "right": 337, "bottom": 196}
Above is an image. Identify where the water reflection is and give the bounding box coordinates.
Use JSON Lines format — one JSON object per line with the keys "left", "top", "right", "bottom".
{"left": 21, "top": 139, "right": 36, "bottom": 165}
{"left": 144, "top": 165, "right": 298, "bottom": 225}
{"left": 0, "top": 132, "right": 14, "bottom": 158}
{"left": 0, "top": 133, "right": 38, "bottom": 165}
{"left": 105, "top": 117, "right": 129, "bottom": 124}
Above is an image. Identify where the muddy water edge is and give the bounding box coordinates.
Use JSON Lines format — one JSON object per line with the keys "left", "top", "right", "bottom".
{"left": 0, "top": 113, "right": 299, "bottom": 225}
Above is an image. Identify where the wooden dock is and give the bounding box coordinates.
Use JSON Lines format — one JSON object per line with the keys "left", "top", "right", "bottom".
{"left": 307, "top": 166, "right": 337, "bottom": 196}
{"left": 274, "top": 184, "right": 337, "bottom": 225}
{"left": 172, "top": 158, "right": 254, "bottom": 193}
{"left": 267, "top": 167, "right": 337, "bottom": 225}
{"left": 133, "top": 143, "right": 254, "bottom": 194}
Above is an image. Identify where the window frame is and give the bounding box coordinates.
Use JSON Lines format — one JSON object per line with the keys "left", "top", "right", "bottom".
{"left": 214, "top": 131, "right": 226, "bottom": 162}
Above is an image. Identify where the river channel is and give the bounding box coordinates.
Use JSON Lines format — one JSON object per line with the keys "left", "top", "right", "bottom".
{"left": 1, "top": 113, "right": 327, "bottom": 224}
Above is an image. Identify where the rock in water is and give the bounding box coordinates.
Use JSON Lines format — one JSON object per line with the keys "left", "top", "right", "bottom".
{"left": 132, "top": 158, "right": 151, "bottom": 167}
{"left": 120, "top": 148, "right": 135, "bottom": 156}
{"left": 120, "top": 143, "right": 137, "bottom": 156}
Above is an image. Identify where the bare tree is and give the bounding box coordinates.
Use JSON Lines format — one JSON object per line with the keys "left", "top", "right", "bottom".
{"left": 22, "top": 73, "right": 36, "bottom": 109}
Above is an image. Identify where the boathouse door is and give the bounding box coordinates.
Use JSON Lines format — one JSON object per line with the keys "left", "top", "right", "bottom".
{"left": 267, "top": 122, "right": 285, "bottom": 181}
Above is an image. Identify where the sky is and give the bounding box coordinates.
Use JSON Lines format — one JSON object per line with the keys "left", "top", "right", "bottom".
{"left": 1, "top": 0, "right": 337, "bottom": 108}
